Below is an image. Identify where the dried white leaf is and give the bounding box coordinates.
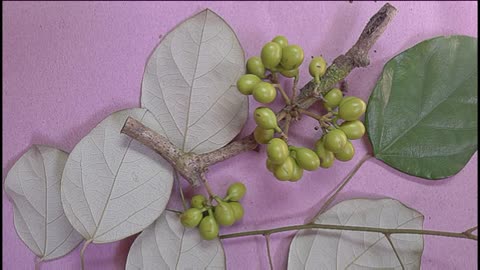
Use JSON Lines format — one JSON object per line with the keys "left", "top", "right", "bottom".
{"left": 288, "top": 198, "right": 424, "bottom": 270}
{"left": 4, "top": 145, "right": 84, "bottom": 260}
{"left": 141, "top": 9, "right": 248, "bottom": 154}
{"left": 61, "top": 108, "right": 173, "bottom": 243}
{"left": 126, "top": 211, "right": 225, "bottom": 270}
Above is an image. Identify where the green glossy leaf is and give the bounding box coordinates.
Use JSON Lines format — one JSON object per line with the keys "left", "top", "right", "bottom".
{"left": 366, "top": 35, "right": 477, "bottom": 179}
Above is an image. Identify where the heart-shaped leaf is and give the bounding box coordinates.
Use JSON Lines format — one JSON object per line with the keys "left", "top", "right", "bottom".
{"left": 141, "top": 9, "right": 248, "bottom": 154}
{"left": 4, "top": 145, "right": 84, "bottom": 260}
{"left": 61, "top": 108, "right": 173, "bottom": 243}
{"left": 126, "top": 211, "right": 225, "bottom": 269}
{"left": 288, "top": 198, "right": 424, "bottom": 270}
{"left": 365, "top": 35, "right": 478, "bottom": 179}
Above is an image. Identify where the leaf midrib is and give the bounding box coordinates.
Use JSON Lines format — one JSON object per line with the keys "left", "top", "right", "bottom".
{"left": 181, "top": 11, "right": 208, "bottom": 151}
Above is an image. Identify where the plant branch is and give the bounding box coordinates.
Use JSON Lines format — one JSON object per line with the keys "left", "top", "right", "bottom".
{"left": 120, "top": 4, "right": 397, "bottom": 186}
{"left": 219, "top": 223, "right": 479, "bottom": 241}
{"left": 175, "top": 170, "right": 187, "bottom": 211}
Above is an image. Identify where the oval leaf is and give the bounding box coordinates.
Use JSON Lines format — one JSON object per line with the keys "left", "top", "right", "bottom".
{"left": 288, "top": 198, "right": 424, "bottom": 270}
{"left": 126, "top": 211, "right": 225, "bottom": 269}
{"left": 141, "top": 9, "right": 248, "bottom": 154}
{"left": 61, "top": 108, "right": 173, "bottom": 243}
{"left": 4, "top": 145, "right": 84, "bottom": 260}
{"left": 365, "top": 36, "right": 478, "bottom": 179}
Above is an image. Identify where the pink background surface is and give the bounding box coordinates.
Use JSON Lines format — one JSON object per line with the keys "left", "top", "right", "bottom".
{"left": 3, "top": 1, "right": 478, "bottom": 269}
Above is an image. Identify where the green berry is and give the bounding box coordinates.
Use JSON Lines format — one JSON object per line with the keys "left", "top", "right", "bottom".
{"left": 335, "top": 140, "right": 355, "bottom": 161}
{"left": 323, "top": 88, "right": 343, "bottom": 108}
{"left": 323, "top": 129, "right": 348, "bottom": 153}
{"left": 254, "top": 107, "right": 278, "bottom": 130}
{"left": 280, "top": 45, "right": 304, "bottom": 70}
{"left": 191, "top": 195, "right": 206, "bottom": 209}
{"left": 338, "top": 97, "right": 366, "bottom": 121}
{"left": 290, "top": 161, "right": 304, "bottom": 182}
{"left": 339, "top": 96, "right": 356, "bottom": 106}
{"left": 261, "top": 42, "right": 282, "bottom": 70}
{"left": 267, "top": 138, "right": 289, "bottom": 165}
{"left": 314, "top": 139, "right": 335, "bottom": 168}
{"left": 272, "top": 35, "right": 288, "bottom": 48}
{"left": 180, "top": 208, "right": 203, "bottom": 228}
{"left": 226, "top": 182, "right": 246, "bottom": 202}
{"left": 293, "top": 147, "right": 320, "bottom": 171}
{"left": 229, "top": 202, "right": 244, "bottom": 221}
{"left": 339, "top": 120, "right": 365, "bottom": 140}
{"left": 246, "top": 56, "right": 266, "bottom": 78}
{"left": 279, "top": 68, "right": 299, "bottom": 78}
{"left": 214, "top": 199, "right": 236, "bottom": 226}
{"left": 273, "top": 156, "right": 295, "bottom": 181}
{"left": 236, "top": 74, "right": 261, "bottom": 95}
{"left": 266, "top": 158, "right": 276, "bottom": 172}
{"left": 199, "top": 215, "right": 219, "bottom": 240}
{"left": 254, "top": 126, "right": 274, "bottom": 144}
{"left": 252, "top": 82, "right": 277, "bottom": 104}
{"left": 309, "top": 56, "right": 327, "bottom": 82}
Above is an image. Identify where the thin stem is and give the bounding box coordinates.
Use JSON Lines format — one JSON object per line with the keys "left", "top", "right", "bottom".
{"left": 175, "top": 170, "right": 187, "bottom": 211}
{"left": 464, "top": 226, "right": 477, "bottom": 235}
{"left": 34, "top": 257, "right": 42, "bottom": 270}
{"left": 297, "top": 108, "right": 323, "bottom": 121}
{"left": 385, "top": 233, "right": 405, "bottom": 270}
{"left": 291, "top": 76, "right": 299, "bottom": 101}
{"left": 317, "top": 153, "right": 372, "bottom": 214}
{"left": 264, "top": 234, "right": 274, "bottom": 270}
{"left": 276, "top": 111, "right": 287, "bottom": 122}
{"left": 219, "top": 223, "right": 479, "bottom": 241}
{"left": 283, "top": 114, "right": 292, "bottom": 138}
{"left": 80, "top": 239, "right": 93, "bottom": 270}
{"left": 274, "top": 84, "right": 291, "bottom": 105}
{"left": 200, "top": 173, "right": 215, "bottom": 200}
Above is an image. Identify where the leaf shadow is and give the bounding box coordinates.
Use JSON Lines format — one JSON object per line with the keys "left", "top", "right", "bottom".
{"left": 114, "top": 234, "right": 138, "bottom": 268}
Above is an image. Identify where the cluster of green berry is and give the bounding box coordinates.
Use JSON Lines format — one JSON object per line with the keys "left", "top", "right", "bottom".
{"left": 315, "top": 89, "right": 366, "bottom": 167}
{"left": 236, "top": 35, "right": 304, "bottom": 104}
{"left": 179, "top": 182, "right": 246, "bottom": 240}
{"left": 236, "top": 35, "right": 367, "bottom": 182}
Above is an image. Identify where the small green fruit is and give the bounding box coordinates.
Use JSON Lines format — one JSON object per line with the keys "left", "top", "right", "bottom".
{"left": 236, "top": 74, "right": 261, "bottom": 95}
{"left": 280, "top": 45, "right": 304, "bottom": 70}
{"left": 261, "top": 42, "right": 282, "bottom": 69}
{"left": 254, "top": 107, "right": 278, "bottom": 130}
{"left": 294, "top": 147, "right": 320, "bottom": 171}
{"left": 273, "top": 156, "right": 295, "bottom": 181}
{"left": 338, "top": 97, "right": 366, "bottom": 121}
{"left": 246, "top": 56, "right": 266, "bottom": 78}
{"left": 339, "top": 120, "right": 365, "bottom": 140}
{"left": 335, "top": 140, "right": 355, "bottom": 161}
{"left": 323, "top": 129, "right": 348, "bottom": 153}
{"left": 191, "top": 195, "right": 206, "bottom": 209}
{"left": 199, "top": 215, "right": 219, "bottom": 240}
{"left": 229, "top": 202, "right": 244, "bottom": 221}
{"left": 252, "top": 82, "right": 277, "bottom": 104}
{"left": 254, "top": 126, "right": 274, "bottom": 144}
{"left": 267, "top": 138, "right": 289, "bottom": 165}
{"left": 323, "top": 88, "right": 343, "bottom": 108}
{"left": 180, "top": 208, "right": 203, "bottom": 228}
{"left": 226, "top": 182, "right": 246, "bottom": 201}
{"left": 214, "top": 200, "right": 236, "bottom": 226}
{"left": 314, "top": 139, "right": 335, "bottom": 168}
{"left": 272, "top": 35, "right": 288, "bottom": 48}
{"left": 309, "top": 56, "right": 327, "bottom": 82}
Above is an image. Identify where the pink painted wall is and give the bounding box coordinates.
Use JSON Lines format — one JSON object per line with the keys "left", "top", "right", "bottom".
{"left": 3, "top": 1, "right": 477, "bottom": 269}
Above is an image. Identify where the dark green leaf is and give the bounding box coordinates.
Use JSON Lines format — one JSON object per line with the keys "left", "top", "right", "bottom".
{"left": 366, "top": 35, "right": 477, "bottom": 179}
